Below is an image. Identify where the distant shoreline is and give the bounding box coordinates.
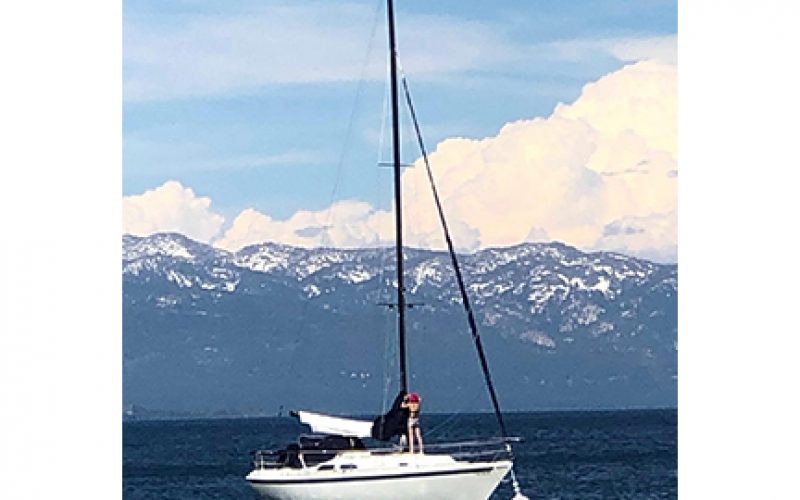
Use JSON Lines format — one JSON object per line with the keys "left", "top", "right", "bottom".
{"left": 123, "top": 406, "right": 677, "bottom": 423}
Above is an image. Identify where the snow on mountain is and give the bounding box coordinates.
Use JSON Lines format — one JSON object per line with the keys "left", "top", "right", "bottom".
{"left": 123, "top": 233, "right": 240, "bottom": 292}
{"left": 123, "top": 233, "right": 677, "bottom": 413}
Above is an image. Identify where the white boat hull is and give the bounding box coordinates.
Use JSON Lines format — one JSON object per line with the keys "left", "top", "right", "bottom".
{"left": 247, "top": 452, "right": 511, "bottom": 500}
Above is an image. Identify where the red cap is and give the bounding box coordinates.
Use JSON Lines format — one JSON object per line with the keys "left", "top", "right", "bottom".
{"left": 407, "top": 392, "right": 420, "bottom": 403}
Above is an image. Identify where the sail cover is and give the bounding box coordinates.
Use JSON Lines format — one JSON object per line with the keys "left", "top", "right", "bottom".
{"left": 294, "top": 411, "right": 373, "bottom": 438}
{"left": 371, "top": 391, "right": 409, "bottom": 441}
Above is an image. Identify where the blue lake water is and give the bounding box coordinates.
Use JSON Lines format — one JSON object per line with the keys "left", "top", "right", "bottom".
{"left": 123, "top": 409, "right": 676, "bottom": 499}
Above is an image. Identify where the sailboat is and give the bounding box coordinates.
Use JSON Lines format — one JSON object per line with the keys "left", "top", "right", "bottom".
{"left": 246, "top": 1, "right": 527, "bottom": 499}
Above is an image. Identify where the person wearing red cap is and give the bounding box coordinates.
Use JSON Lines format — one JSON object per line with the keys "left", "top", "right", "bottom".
{"left": 401, "top": 392, "right": 424, "bottom": 454}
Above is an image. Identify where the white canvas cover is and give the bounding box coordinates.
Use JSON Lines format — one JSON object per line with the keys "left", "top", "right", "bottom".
{"left": 295, "top": 410, "right": 373, "bottom": 437}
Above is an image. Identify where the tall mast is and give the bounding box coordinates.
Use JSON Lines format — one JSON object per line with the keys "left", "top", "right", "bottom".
{"left": 386, "top": 0, "right": 408, "bottom": 394}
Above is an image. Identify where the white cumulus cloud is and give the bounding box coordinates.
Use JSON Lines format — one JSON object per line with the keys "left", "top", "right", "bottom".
{"left": 395, "top": 59, "right": 677, "bottom": 259}
{"left": 214, "top": 201, "right": 393, "bottom": 251}
{"left": 128, "top": 61, "right": 677, "bottom": 262}
{"left": 122, "top": 181, "right": 224, "bottom": 242}
{"left": 595, "top": 211, "right": 677, "bottom": 263}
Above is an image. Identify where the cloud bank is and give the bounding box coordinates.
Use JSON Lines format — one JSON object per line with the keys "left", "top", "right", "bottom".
{"left": 389, "top": 60, "right": 677, "bottom": 261}
{"left": 124, "top": 60, "right": 677, "bottom": 262}
{"left": 216, "top": 201, "right": 393, "bottom": 251}
{"left": 122, "top": 181, "right": 224, "bottom": 242}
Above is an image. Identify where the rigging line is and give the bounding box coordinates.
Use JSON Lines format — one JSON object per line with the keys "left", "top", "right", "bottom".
{"left": 425, "top": 389, "right": 487, "bottom": 438}
{"left": 374, "top": 38, "right": 395, "bottom": 414}
{"left": 398, "top": 66, "right": 508, "bottom": 439}
{"left": 283, "top": 0, "right": 382, "bottom": 405}
{"left": 377, "top": 59, "right": 391, "bottom": 168}
{"left": 401, "top": 63, "right": 533, "bottom": 500}
{"left": 386, "top": 0, "right": 408, "bottom": 396}
{"left": 377, "top": 126, "right": 394, "bottom": 416}
{"left": 380, "top": 302, "right": 395, "bottom": 414}
{"left": 319, "top": 0, "right": 383, "bottom": 242}
{"left": 377, "top": 210, "right": 393, "bottom": 416}
{"left": 373, "top": 108, "right": 396, "bottom": 416}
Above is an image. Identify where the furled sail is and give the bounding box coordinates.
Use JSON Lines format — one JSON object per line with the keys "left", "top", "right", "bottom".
{"left": 293, "top": 410, "right": 373, "bottom": 438}
{"left": 371, "top": 391, "right": 409, "bottom": 441}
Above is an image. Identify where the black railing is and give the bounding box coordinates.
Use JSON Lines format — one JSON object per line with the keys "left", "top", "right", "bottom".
{"left": 250, "top": 437, "right": 522, "bottom": 470}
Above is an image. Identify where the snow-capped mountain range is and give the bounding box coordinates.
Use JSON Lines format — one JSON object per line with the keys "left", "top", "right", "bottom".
{"left": 123, "top": 233, "right": 677, "bottom": 414}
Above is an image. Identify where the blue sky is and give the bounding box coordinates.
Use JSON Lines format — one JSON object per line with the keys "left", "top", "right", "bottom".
{"left": 124, "top": 0, "right": 676, "bottom": 222}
